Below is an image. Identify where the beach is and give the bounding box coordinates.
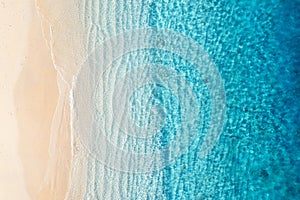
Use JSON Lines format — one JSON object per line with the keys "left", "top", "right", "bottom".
{"left": 0, "top": 0, "right": 73, "bottom": 199}
{"left": 0, "top": 0, "right": 32, "bottom": 199}
{"left": 1, "top": 0, "right": 299, "bottom": 199}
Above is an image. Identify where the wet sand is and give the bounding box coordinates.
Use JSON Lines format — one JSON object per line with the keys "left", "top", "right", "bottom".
{"left": 14, "top": 1, "right": 73, "bottom": 200}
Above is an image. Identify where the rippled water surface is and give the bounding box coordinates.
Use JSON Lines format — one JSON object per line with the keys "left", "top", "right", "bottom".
{"left": 71, "top": 0, "right": 300, "bottom": 199}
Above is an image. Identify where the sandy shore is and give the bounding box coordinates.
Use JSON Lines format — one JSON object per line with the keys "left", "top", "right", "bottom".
{"left": 0, "top": 0, "right": 31, "bottom": 199}
{"left": 1, "top": 0, "right": 72, "bottom": 199}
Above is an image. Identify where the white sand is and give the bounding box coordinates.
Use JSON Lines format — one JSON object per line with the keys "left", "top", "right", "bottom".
{"left": 1, "top": 0, "right": 74, "bottom": 199}
{"left": 0, "top": 0, "right": 32, "bottom": 199}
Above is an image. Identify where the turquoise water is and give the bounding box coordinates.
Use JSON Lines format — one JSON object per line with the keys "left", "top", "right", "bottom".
{"left": 77, "top": 0, "right": 300, "bottom": 199}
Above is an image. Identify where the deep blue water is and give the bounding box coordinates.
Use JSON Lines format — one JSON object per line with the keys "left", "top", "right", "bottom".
{"left": 80, "top": 0, "right": 300, "bottom": 199}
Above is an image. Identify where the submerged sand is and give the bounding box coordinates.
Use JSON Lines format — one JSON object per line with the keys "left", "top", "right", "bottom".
{"left": 1, "top": 0, "right": 120, "bottom": 198}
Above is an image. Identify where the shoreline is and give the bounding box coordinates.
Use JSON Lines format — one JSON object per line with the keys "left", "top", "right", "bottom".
{"left": 13, "top": 0, "right": 73, "bottom": 199}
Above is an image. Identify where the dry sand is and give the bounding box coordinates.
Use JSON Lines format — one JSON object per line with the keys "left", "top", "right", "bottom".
{"left": 0, "top": 1, "right": 32, "bottom": 199}
{"left": 0, "top": 0, "right": 72, "bottom": 199}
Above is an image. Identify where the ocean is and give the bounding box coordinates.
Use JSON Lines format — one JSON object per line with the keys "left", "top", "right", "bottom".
{"left": 68, "top": 0, "right": 300, "bottom": 199}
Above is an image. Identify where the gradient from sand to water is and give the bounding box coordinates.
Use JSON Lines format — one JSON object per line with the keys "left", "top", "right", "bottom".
{"left": 11, "top": 0, "right": 154, "bottom": 198}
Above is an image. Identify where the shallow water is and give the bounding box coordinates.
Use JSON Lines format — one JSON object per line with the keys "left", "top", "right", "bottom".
{"left": 44, "top": 0, "right": 300, "bottom": 199}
